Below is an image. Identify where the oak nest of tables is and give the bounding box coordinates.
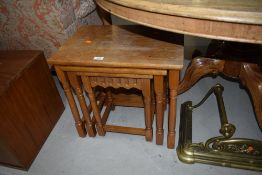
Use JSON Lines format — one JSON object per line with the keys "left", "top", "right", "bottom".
{"left": 48, "top": 25, "right": 184, "bottom": 149}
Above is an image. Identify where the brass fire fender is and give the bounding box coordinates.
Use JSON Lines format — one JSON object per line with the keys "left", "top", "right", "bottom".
{"left": 177, "top": 84, "right": 262, "bottom": 171}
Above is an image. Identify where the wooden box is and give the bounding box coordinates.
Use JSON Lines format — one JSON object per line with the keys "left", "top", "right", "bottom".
{"left": 0, "top": 51, "right": 64, "bottom": 170}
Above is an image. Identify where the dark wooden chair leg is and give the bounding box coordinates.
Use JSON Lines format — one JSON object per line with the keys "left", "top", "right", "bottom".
{"left": 177, "top": 57, "right": 225, "bottom": 94}
{"left": 239, "top": 63, "right": 262, "bottom": 129}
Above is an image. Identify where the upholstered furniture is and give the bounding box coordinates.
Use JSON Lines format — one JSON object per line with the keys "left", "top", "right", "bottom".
{"left": 0, "top": 0, "right": 102, "bottom": 58}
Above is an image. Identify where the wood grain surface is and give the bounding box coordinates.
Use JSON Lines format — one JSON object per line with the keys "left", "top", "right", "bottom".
{"left": 48, "top": 25, "right": 183, "bottom": 69}
{"left": 106, "top": 0, "right": 262, "bottom": 24}
{"left": 0, "top": 51, "right": 64, "bottom": 170}
{"left": 49, "top": 25, "right": 184, "bottom": 148}
{"left": 96, "top": 0, "right": 262, "bottom": 44}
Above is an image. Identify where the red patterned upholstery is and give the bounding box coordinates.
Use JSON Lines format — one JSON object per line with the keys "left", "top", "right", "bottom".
{"left": 0, "top": 0, "right": 102, "bottom": 58}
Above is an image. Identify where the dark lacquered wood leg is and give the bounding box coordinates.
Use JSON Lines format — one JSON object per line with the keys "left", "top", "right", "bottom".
{"left": 178, "top": 56, "right": 262, "bottom": 130}
{"left": 239, "top": 63, "right": 262, "bottom": 129}
{"left": 167, "top": 70, "right": 179, "bottom": 149}
{"left": 154, "top": 75, "right": 164, "bottom": 145}
{"left": 141, "top": 79, "right": 153, "bottom": 141}
{"left": 177, "top": 57, "right": 225, "bottom": 94}
{"left": 68, "top": 73, "right": 96, "bottom": 137}
{"left": 55, "top": 67, "right": 86, "bottom": 137}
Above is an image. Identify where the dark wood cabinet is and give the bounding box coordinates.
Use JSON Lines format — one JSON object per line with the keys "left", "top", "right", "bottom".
{"left": 0, "top": 51, "right": 64, "bottom": 170}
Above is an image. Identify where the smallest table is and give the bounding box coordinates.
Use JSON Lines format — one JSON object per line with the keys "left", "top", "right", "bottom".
{"left": 48, "top": 25, "right": 183, "bottom": 149}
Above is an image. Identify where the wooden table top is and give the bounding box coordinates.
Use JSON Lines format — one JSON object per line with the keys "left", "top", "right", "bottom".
{"left": 48, "top": 25, "right": 184, "bottom": 70}
{"left": 96, "top": 0, "right": 262, "bottom": 44}
{"left": 107, "top": 0, "right": 262, "bottom": 25}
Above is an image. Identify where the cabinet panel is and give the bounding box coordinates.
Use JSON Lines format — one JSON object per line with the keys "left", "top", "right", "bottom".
{"left": 0, "top": 51, "right": 64, "bottom": 170}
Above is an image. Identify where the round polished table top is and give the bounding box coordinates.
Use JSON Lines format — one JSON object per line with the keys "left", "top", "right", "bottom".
{"left": 106, "top": 0, "right": 262, "bottom": 25}
{"left": 96, "top": 0, "right": 262, "bottom": 44}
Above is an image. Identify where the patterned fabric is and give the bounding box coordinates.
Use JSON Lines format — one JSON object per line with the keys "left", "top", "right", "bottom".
{"left": 0, "top": 0, "right": 102, "bottom": 58}
{"left": 75, "top": 0, "right": 96, "bottom": 19}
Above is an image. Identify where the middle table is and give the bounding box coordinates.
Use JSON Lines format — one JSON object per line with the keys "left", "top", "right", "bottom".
{"left": 48, "top": 25, "right": 184, "bottom": 148}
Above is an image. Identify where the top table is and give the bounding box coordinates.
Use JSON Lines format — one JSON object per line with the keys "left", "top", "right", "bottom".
{"left": 96, "top": 0, "right": 262, "bottom": 44}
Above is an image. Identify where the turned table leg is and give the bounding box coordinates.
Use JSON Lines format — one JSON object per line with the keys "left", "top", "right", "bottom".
{"left": 141, "top": 79, "right": 153, "bottom": 141}
{"left": 154, "top": 75, "right": 164, "bottom": 145}
{"left": 68, "top": 73, "right": 96, "bottom": 137}
{"left": 81, "top": 76, "right": 106, "bottom": 136}
{"left": 55, "top": 67, "right": 86, "bottom": 137}
{"left": 167, "top": 70, "right": 179, "bottom": 149}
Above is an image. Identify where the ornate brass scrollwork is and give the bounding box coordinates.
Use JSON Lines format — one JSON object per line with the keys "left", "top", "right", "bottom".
{"left": 177, "top": 84, "right": 262, "bottom": 171}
